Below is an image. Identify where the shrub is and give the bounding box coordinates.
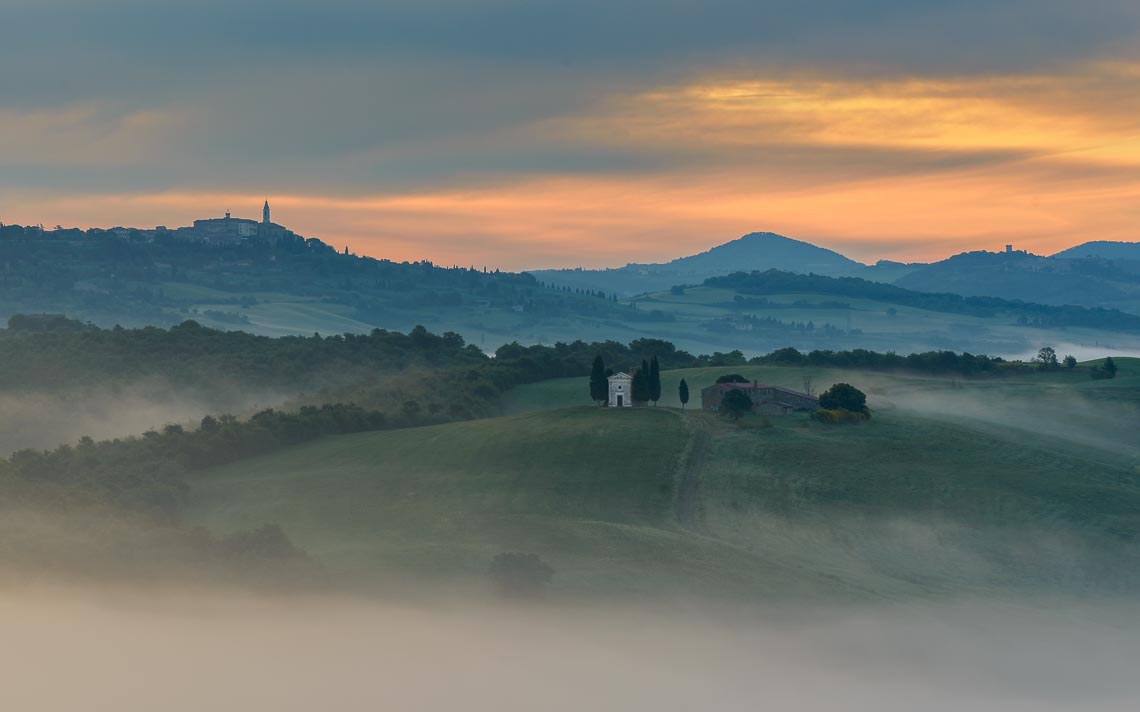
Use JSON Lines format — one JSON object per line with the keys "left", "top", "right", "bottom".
{"left": 220, "top": 524, "right": 306, "bottom": 560}
{"left": 811, "top": 408, "right": 871, "bottom": 424}
{"left": 489, "top": 552, "right": 554, "bottom": 597}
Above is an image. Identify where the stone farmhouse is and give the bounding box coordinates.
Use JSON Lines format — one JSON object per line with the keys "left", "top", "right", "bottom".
{"left": 701, "top": 381, "right": 819, "bottom": 416}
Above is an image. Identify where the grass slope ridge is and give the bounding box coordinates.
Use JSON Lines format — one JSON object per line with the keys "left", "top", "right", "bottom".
{"left": 188, "top": 364, "right": 1140, "bottom": 599}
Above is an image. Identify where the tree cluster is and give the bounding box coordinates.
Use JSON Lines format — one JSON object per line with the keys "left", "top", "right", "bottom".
{"left": 589, "top": 355, "right": 662, "bottom": 405}
{"left": 0, "top": 404, "right": 388, "bottom": 520}
{"left": 720, "top": 389, "right": 753, "bottom": 420}
{"left": 1090, "top": 357, "right": 1118, "bottom": 380}
{"left": 818, "top": 383, "right": 869, "bottom": 414}
{"left": 751, "top": 346, "right": 1014, "bottom": 376}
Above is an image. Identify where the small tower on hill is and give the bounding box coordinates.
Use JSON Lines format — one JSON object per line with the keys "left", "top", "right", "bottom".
{"left": 263, "top": 200, "right": 271, "bottom": 225}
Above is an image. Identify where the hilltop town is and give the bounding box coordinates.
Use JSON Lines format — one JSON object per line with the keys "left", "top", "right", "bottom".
{"left": 2, "top": 202, "right": 304, "bottom": 246}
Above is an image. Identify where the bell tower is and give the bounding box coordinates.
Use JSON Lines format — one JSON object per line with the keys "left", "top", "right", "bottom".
{"left": 263, "top": 200, "right": 271, "bottom": 225}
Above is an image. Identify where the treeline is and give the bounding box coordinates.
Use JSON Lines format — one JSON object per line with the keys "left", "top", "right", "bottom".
{"left": 1, "top": 317, "right": 1046, "bottom": 407}
{"left": 0, "top": 315, "right": 702, "bottom": 401}
{"left": 751, "top": 346, "right": 1013, "bottom": 375}
{"left": 705, "top": 270, "right": 1140, "bottom": 333}
{"left": 0, "top": 316, "right": 486, "bottom": 392}
{"left": 0, "top": 404, "right": 387, "bottom": 520}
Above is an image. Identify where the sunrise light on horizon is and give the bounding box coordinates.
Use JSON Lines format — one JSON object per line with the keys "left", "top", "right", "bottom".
{"left": 3, "top": 1, "right": 1139, "bottom": 268}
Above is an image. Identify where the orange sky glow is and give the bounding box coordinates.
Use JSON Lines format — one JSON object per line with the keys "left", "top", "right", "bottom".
{"left": 4, "top": 63, "right": 1139, "bottom": 269}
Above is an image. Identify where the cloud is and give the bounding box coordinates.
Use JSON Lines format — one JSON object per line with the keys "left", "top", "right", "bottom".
{"left": 2, "top": 1, "right": 1140, "bottom": 266}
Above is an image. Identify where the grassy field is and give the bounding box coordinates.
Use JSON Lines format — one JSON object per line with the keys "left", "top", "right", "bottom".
{"left": 186, "top": 361, "right": 1140, "bottom": 601}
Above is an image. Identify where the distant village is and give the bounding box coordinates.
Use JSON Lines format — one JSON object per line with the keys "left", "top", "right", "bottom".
{"left": 140, "top": 202, "right": 299, "bottom": 245}
{"left": 8, "top": 201, "right": 303, "bottom": 246}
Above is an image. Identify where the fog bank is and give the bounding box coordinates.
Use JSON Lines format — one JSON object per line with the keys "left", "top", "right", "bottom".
{"left": 1, "top": 589, "right": 1138, "bottom": 712}
{"left": 0, "top": 381, "right": 287, "bottom": 454}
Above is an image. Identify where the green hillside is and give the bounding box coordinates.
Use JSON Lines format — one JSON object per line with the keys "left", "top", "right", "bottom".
{"left": 186, "top": 365, "right": 1140, "bottom": 600}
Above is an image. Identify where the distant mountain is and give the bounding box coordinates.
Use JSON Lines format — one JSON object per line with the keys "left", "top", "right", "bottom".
{"left": 894, "top": 249, "right": 1140, "bottom": 313}
{"left": 644, "top": 231, "right": 864, "bottom": 275}
{"left": 1053, "top": 241, "right": 1140, "bottom": 260}
{"left": 530, "top": 232, "right": 866, "bottom": 296}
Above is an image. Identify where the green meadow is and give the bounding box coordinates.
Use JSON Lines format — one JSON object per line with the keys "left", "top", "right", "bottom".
{"left": 185, "top": 358, "right": 1140, "bottom": 600}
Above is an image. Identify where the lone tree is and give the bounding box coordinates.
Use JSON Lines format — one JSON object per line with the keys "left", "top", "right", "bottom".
{"left": 720, "top": 388, "right": 753, "bottom": 420}
{"left": 649, "top": 356, "right": 662, "bottom": 405}
{"left": 679, "top": 378, "right": 690, "bottom": 412}
{"left": 589, "top": 355, "right": 608, "bottom": 405}
{"left": 1036, "top": 346, "right": 1058, "bottom": 368}
{"left": 819, "top": 383, "right": 868, "bottom": 414}
{"left": 1063, "top": 354, "right": 1077, "bottom": 369}
{"left": 632, "top": 359, "right": 652, "bottom": 403}
{"left": 1104, "top": 356, "right": 1118, "bottom": 378}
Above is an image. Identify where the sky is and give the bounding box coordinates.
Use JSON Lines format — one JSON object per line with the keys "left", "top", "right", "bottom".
{"left": 1, "top": 0, "right": 1139, "bottom": 270}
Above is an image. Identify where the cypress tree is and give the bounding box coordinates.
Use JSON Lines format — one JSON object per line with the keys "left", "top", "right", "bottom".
{"left": 679, "top": 378, "right": 689, "bottom": 412}
{"left": 589, "top": 355, "right": 608, "bottom": 405}
{"left": 632, "top": 359, "right": 651, "bottom": 403}
{"left": 649, "top": 356, "right": 661, "bottom": 405}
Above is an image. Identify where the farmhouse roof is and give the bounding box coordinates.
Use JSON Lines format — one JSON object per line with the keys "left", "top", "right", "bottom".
{"left": 701, "top": 382, "right": 818, "bottom": 401}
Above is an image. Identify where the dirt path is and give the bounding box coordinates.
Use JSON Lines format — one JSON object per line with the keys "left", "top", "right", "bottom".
{"left": 674, "top": 414, "right": 711, "bottom": 529}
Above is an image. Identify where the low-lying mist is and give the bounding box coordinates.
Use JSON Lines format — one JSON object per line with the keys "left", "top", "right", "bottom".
{"left": 822, "top": 366, "right": 1138, "bottom": 461}
{"left": 874, "top": 380, "right": 1140, "bottom": 460}
{"left": 0, "top": 380, "right": 288, "bottom": 454}
{"left": 1, "top": 586, "right": 1137, "bottom": 712}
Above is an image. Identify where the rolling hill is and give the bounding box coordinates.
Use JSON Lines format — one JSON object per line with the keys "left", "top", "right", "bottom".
{"left": 185, "top": 360, "right": 1140, "bottom": 601}
{"left": 642, "top": 231, "right": 865, "bottom": 277}
{"left": 529, "top": 232, "right": 866, "bottom": 297}
{"left": 894, "top": 250, "right": 1140, "bottom": 314}
{"left": 5, "top": 221, "right": 1140, "bottom": 355}
{"left": 532, "top": 234, "right": 1140, "bottom": 316}
{"left": 1053, "top": 241, "right": 1140, "bottom": 260}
